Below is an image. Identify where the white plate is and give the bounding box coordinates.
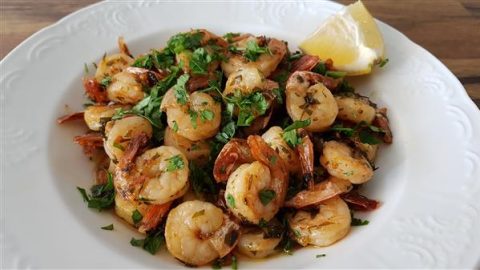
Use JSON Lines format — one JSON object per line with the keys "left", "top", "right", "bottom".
{"left": 2, "top": 1, "right": 480, "bottom": 268}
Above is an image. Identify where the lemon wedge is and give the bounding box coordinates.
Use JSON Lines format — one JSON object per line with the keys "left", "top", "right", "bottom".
{"left": 300, "top": 0, "right": 385, "bottom": 75}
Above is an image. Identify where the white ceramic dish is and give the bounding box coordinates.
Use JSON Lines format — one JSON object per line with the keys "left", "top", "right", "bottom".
{"left": 2, "top": 1, "right": 480, "bottom": 268}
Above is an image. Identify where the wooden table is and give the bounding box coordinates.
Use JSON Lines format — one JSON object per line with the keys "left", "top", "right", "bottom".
{"left": 1, "top": 0, "right": 479, "bottom": 108}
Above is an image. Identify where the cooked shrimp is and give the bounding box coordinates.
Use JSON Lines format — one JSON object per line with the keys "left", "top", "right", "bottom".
{"left": 106, "top": 71, "right": 146, "bottom": 104}
{"left": 165, "top": 200, "right": 240, "bottom": 266}
{"left": 115, "top": 146, "right": 190, "bottom": 205}
{"left": 221, "top": 35, "right": 287, "bottom": 77}
{"left": 288, "top": 196, "right": 351, "bottom": 247}
{"left": 163, "top": 127, "right": 211, "bottom": 165}
{"left": 320, "top": 140, "right": 373, "bottom": 184}
{"left": 95, "top": 53, "right": 133, "bottom": 82}
{"left": 161, "top": 88, "right": 221, "bottom": 141}
{"left": 335, "top": 95, "right": 376, "bottom": 124}
{"left": 213, "top": 139, "right": 254, "bottom": 183}
{"left": 104, "top": 116, "right": 152, "bottom": 162}
{"left": 352, "top": 137, "right": 379, "bottom": 163}
{"left": 285, "top": 176, "right": 351, "bottom": 208}
{"left": 286, "top": 71, "right": 338, "bottom": 132}
{"left": 224, "top": 67, "right": 267, "bottom": 96}
{"left": 224, "top": 135, "right": 288, "bottom": 224}
{"left": 114, "top": 193, "right": 172, "bottom": 233}
{"left": 83, "top": 104, "right": 129, "bottom": 131}
{"left": 261, "top": 126, "right": 301, "bottom": 175}
{"left": 236, "top": 228, "right": 281, "bottom": 259}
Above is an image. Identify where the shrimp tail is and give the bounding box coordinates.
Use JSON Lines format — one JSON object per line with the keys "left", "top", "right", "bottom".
{"left": 296, "top": 129, "right": 315, "bottom": 190}
{"left": 57, "top": 112, "right": 84, "bottom": 124}
{"left": 73, "top": 132, "right": 104, "bottom": 156}
{"left": 118, "top": 132, "right": 150, "bottom": 172}
{"left": 213, "top": 139, "right": 254, "bottom": 183}
{"left": 83, "top": 77, "right": 109, "bottom": 104}
{"left": 291, "top": 55, "right": 320, "bottom": 72}
{"left": 138, "top": 202, "right": 172, "bottom": 233}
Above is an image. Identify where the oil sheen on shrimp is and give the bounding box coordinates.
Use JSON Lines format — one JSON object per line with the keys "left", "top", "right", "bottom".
{"left": 165, "top": 200, "right": 240, "bottom": 266}
{"left": 320, "top": 140, "right": 374, "bottom": 184}
{"left": 115, "top": 146, "right": 190, "bottom": 205}
{"left": 224, "top": 135, "right": 288, "bottom": 224}
{"left": 161, "top": 88, "right": 221, "bottom": 141}
{"left": 286, "top": 71, "right": 338, "bottom": 132}
{"left": 288, "top": 196, "right": 351, "bottom": 247}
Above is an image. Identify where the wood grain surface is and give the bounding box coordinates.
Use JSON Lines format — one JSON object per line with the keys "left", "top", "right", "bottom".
{"left": 1, "top": 0, "right": 479, "bottom": 108}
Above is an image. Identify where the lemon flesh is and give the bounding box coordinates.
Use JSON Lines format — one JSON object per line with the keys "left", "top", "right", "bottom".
{"left": 300, "top": 1, "right": 385, "bottom": 75}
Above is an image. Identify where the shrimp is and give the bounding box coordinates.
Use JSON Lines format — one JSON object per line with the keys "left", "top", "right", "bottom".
{"left": 288, "top": 196, "right": 351, "bottom": 247}
{"left": 352, "top": 137, "right": 379, "bottom": 163}
{"left": 83, "top": 104, "right": 129, "bottom": 131}
{"left": 213, "top": 139, "right": 254, "bottom": 183}
{"left": 95, "top": 53, "right": 133, "bottom": 82}
{"left": 236, "top": 228, "right": 281, "bottom": 259}
{"left": 335, "top": 95, "right": 376, "bottom": 124}
{"left": 161, "top": 88, "right": 221, "bottom": 141}
{"left": 373, "top": 107, "right": 393, "bottom": 144}
{"left": 106, "top": 71, "right": 146, "bottom": 104}
{"left": 221, "top": 35, "right": 287, "bottom": 77}
{"left": 261, "top": 126, "right": 301, "bottom": 175}
{"left": 165, "top": 200, "right": 240, "bottom": 266}
{"left": 163, "top": 127, "right": 211, "bottom": 165}
{"left": 104, "top": 116, "right": 153, "bottom": 162}
{"left": 114, "top": 193, "right": 172, "bottom": 233}
{"left": 224, "top": 67, "right": 267, "bottom": 96}
{"left": 115, "top": 146, "right": 190, "bottom": 205}
{"left": 224, "top": 135, "right": 288, "bottom": 224}
{"left": 286, "top": 71, "right": 338, "bottom": 132}
{"left": 320, "top": 140, "right": 373, "bottom": 184}
{"left": 285, "top": 176, "right": 351, "bottom": 208}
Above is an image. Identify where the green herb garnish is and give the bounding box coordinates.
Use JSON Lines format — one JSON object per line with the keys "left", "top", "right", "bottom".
{"left": 77, "top": 171, "right": 115, "bottom": 211}
{"left": 258, "top": 189, "right": 276, "bottom": 205}
{"left": 101, "top": 224, "right": 114, "bottom": 230}
{"left": 227, "top": 194, "right": 236, "bottom": 208}
{"left": 165, "top": 154, "right": 185, "bottom": 172}
{"left": 132, "top": 209, "right": 143, "bottom": 224}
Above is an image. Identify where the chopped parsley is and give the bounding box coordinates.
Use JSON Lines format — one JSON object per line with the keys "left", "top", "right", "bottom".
{"left": 243, "top": 40, "right": 271, "bottom": 62}
{"left": 258, "top": 189, "right": 276, "bottom": 205}
{"left": 231, "top": 255, "right": 238, "bottom": 270}
{"left": 215, "top": 121, "right": 236, "bottom": 143}
{"left": 293, "top": 229, "right": 301, "bottom": 238}
{"left": 330, "top": 121, "right": 383, "bottom": 145}
{"left": 282, "top": 119, "right": 311, "bottom": 148}
{"left": 189, "top": 161, "right": 217, "bottom": 196}
{"left": 130, "top": 229, "right": 165, "bottom": 255}
{"left": 165, "top": 155, "right": 185, "bottom": 172}
{"left": 166, "top": 31, "right": 204, "bottom": 54}
{"left": 225, "top": 91, "right": 268, "bottom": 126}
{"left": 100, "top": 76, "right": 112, "bottom": 87}
{"left": 226, "top": 194, "right": 236, "bottom": 208}
{"left": 200, "top": 109, "right": 215, "bottom": 122}
{"left": 316, "top": 254, "right": 326, "bottom": 258}
{"left": 174, "top": 74, "right": 190, "bottom": 105}
{"left": 132, "top": 49, "right": 175, "bottom": 70}
{"left": 351, "top": 217, "right": 369, "bottom": 226}
{"left": 223, "top": 32, "right": 240, "bottom": 43}
{"left": 192, "top": 209, "right": 206, "bottom": 218}
{"left": 189, "top": 47, "right": 213, "bottom": 75}
{"left": 77, "top": 171, "right": 115, "bottom": 211}
{"left": 101, "top": 224, "right": 114, "bottom": 230}
{"left": 188, "top": 109, "right": 199, "bottom": 129}
{"left": 112, "top": 142, "right": 125, "bottom": 151}
{"left": 132, "top": 209, "right": 143, "bottom": 224}
{"left": 378, "top": 58, "right": 389, "bottom": 67}
{"left": 172, "top": 120, "right": 179, "bottom": 132}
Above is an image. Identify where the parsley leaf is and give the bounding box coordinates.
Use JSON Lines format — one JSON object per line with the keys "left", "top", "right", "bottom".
{"left": 244, "top": 40, "right": 271, "bottom": 62}
{"left": 351, "top": 217, "right": 369, "bottom": 226}
{"left": 189, "top": 161, "right": 217, "bottom": 196}
{"left": 130, "top": 229, "right": 165, "bottom": 255}
{"left": 174, "top": 74, "right": 190, "bottom": 105}
{"left": 215, "top": 121, "right": 236, "bottom": 143}
{"left": 231, "top": 255, "right": 238, "bottom": 270}
{"left": 167, "top": 31, "right": 203, "bottom": 54}
{"left": 226, "top": 194, "right": 236, "bottom": 208}
{"left": 132, "top": 209, "right": 143, "bottom": 224}
{"left": 100, "top": 76, "right": 112, "bottom": 87}
{"left": 258, "top": 189, "right": 276, "bottom": 205}
{"left": 200, "top": 109, "right": 215, "bottom": 122}
{"left": 378, "top": 58, "right": 389, "bottom": 67}
{"left": 325, "top": 70, "right": 347, "bottom": 79}
{"left": 133, "top": 49, "right": 175, "bottom": 70}
{"left": 77, "top": 171, "right": 115, "bottom": 211}
{"left": 316, "top": 254, "right": 326, "bottom": 258}
{"left": 282, "top": 119, "right": 311, "bottom": 148}
{"left": 223, "top": 32, "right": 240, "bottom": 43}
{"left": 229, "top": 91, "right": 268, "bottom": 126}
{"left": 165, "top": 155, "right": 185, "bottom": 172}
{"left": 101, "top": 224, "right": 114, "bottom": 230}
{"left": 189, "top": 48, "right": 213, "bottom": 75}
